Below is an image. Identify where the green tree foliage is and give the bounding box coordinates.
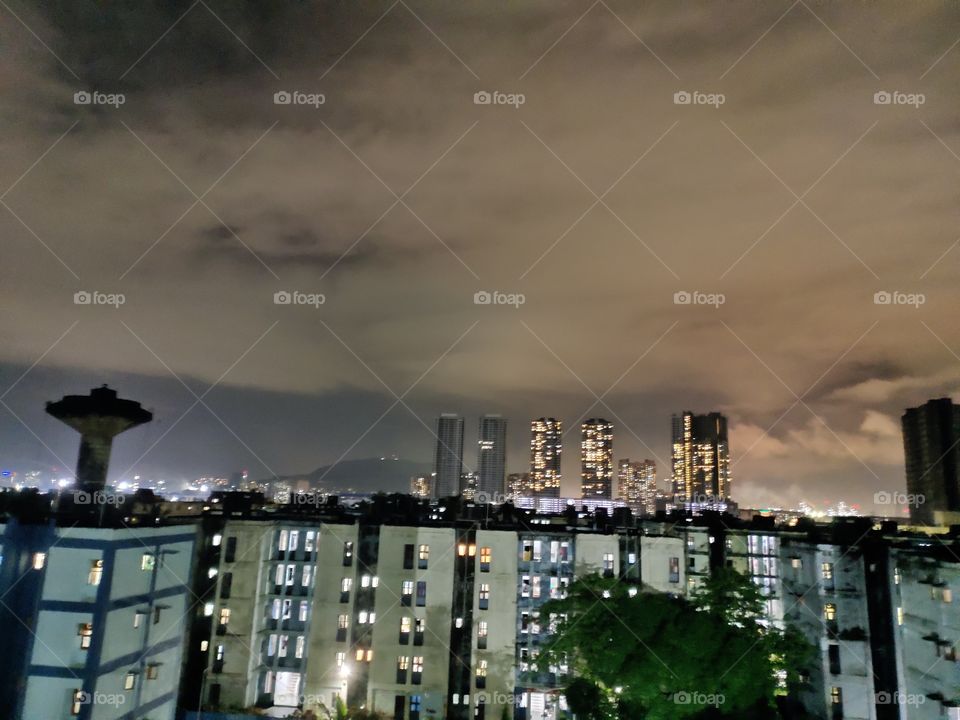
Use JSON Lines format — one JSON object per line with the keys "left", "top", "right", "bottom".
{"left": 539, "top": 569, "right": 812, "bottom": 720}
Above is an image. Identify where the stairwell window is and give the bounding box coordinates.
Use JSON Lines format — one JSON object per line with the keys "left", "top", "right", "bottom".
{"left": 123, "top": 672, "right": 137, "bottom": 691}
{"left": 32, "top": 552, "right": 46, "bottom": 570}
{"left": 141, "top": 554, "right": 155, "bottom": 571}
{"left": 88, "top": 559, "right": 103, "bottom": 586}
{"left": 78, "top": 623, "right": 93, "bottom": 649}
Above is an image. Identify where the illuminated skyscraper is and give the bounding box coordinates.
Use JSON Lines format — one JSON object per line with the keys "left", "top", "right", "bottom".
{"left": 530, "top": 418, "right": 562, "bottom": 498}
{"left": 581, "top": 419, "right": 614, "bottom": 498}
{"left": 671, "top": 411, "right": 731, "bottom": 504}
{"left": 507, "top": 472, "right": 535, "bottom": 498}
{"left": 618, "top": 458, "right": 657, "bottom": 515}
{"left": 476, "top": 414, "right": 507, "bottom": 500}
{"left": 433, "top": 414, "right": 465, "bottom": 498}
{"left": 902, "top": 398, "right": 960, "bottom": 524}
{"left": 410, "top": 474, "right": 433, "bottom": 498}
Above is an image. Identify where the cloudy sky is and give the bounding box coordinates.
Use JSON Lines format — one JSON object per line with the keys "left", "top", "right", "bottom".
{"left": 2, "top": 0, "right": 960, "bottom": 510}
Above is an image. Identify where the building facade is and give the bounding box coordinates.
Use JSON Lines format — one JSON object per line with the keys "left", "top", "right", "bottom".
{"left": 434, "top": 415, "right": 466, "bottom": 499}
{"left": 477, "top": 415, "right": 508, "bottom": 502}
{"left": 617, "top": 458, "right": 656, "bottom": 515}
{"left": 530, "top": 419, "right": 562, "bottom": 499}
{"left": 580, "top": 419, "right": 613, "bottom": 499}
{"left": 671, "top": 411, "right": 732, "bottom": 505}
{"left": 902, "top": 398, "right": 960, "bottom": 524}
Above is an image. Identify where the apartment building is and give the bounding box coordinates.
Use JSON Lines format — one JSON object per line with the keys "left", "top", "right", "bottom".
{"left": 0, "top": 514, "right": 197, "bottom": 720}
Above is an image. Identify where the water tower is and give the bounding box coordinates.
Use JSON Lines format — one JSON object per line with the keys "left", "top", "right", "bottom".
{"left": 46, "top": 385, "right": 152, "bottom": 491}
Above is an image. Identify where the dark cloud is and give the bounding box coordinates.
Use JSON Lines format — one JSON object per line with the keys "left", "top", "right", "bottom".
{"left": 3, "top": 0, "right": 960, "bottom": 511}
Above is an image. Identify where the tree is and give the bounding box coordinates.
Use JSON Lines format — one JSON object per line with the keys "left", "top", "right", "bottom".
{"left": 538, "top": 571, "right": 812, "bottom": 720}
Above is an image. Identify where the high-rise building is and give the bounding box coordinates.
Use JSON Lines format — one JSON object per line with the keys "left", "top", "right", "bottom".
{"left": 902, "top": 398, "right": 960, "bottom": 524}
{"left": 506, "top": 472, "right": 535, "bottom": 498}
{"left": 530, "top": 418, "right": 562, "bottom": 498}
{"left": 476, "top": 415, "right": 507, "bottom": 501}
{"left": 433, "top": 414, "right": 465, "bottom": 498}
{"left": 581, "top": 419, "right": 614, "bottom": 498}
{"left": 410, "top": 474, "right": 433, "bottom": 499}
{"left": 618, "top": 458, "right": 657, "bottom": 515}
{"left": 671, "top": 411, "right": 731, "bottom": 505}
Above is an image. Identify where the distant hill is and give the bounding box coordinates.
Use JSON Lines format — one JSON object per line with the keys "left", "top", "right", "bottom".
{"left": 260, "top": 457, "right": 431, "bottom": 494}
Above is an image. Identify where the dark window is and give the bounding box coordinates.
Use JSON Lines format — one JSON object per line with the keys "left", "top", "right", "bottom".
{"left": 220, "top": 572, "right": 233, "bottom": 599}
{"left": 224, "top": 537, "right": 237, "bottom": 563}
{"left": 403, "top": 544, "right": 415, "bottom": 570}
{"left": 416, "top": 581, "right": 427, "bottom": 607}
{"left": 209, "top": 683, "right": 221, "bottom": 706}
{"left": 413, "top": 618, "right": 425, "bottom": 646}
{"left": 394, "top": 695, "right": 405, "bottom": 720}
{"left": 476, "top": 698, "right": 486, "bottom": 719}
{"left": 828, "top": 644, "right": 841, "bottom": 675}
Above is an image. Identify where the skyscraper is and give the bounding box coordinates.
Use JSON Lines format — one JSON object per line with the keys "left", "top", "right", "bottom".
{"left": 581, "top": 419, "right": 614, "bottom": 498}
{"left": 902, "top": 398, "right": 960, "bottom": 524}
{"left": 433, "top": 414, "right": 465, "bottom": 498}
{"left": 618, "top": 458, "right": 657, "bottom": 515}
{"left": 671, "top": 411, "right": 731, "bottom": 505}
{"left": 476, "top": 414, "right": 507, "bottom": 501}
{"left": 530, "top": 418, "right": 562, "bottom": 498}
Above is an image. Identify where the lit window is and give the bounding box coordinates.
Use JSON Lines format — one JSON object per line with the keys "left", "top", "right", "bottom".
{"left": 78, "top": 623, "right": 93, "bottom": 649}
{"left": 335, "top": 651, "right": 346, "bottom": 669}
{"left": 299, "top": 601, "right": 308, "bottom": 622}
{"left": 302, "top": 566, "right": 311, "bottom": 586}
{"left": 402, "top": 580, "right": 414, "bottom": 606}
{"left": 71, "top": 689, "right": 84, "bottom": 715}
{"left": 365, "top": 649, "right": 373, "bottom": 662}
{"left": 305, "top": 531, "right": 316, "bottom": 552}
{"left": 944, "top": 588, "right": 953, "bottom": 604}
{"left": 457, "top": 543, "right": 467, "bottom": 557}
{"left": 361, "top": 574, "right": 372, "bottom": 588}
{"left": 278, "top": 530, "right": 289, "bottom": 551}
{"left": 33, "top": 552, "right": 46, "bottom": 570}
{"left": 476, "top": 659, "right": 488, "bottom": 688}
{"left": 824, "top": 603, "right": 837, "bottom": 622}
{"left": 124, "top": 672, "right": 137, "bottom": 691}
{"left": 419, "top": 544, "right": 430, "bottom": 569}
{"left": 203, "top": 603, "right": 214, "bottom": 617}
{"left": 296, "top": 636, "right": 305, "bottom": 659}
{"left": 200, "top": 640, "right": 209, "bottom": 652}
{"left": 146, "top": 664, "right": 159, "bottom": 681}
{"left": 822, "top": 562, "right": 834, "bottom": 580}
{"left": 479, "top": 584, "right": 490, "bottom": 610}
{"left": 212, "top": 534, "right": 222, "bottom": 547}
{"left": 831, "top": 687, "right": 842, "bottom": 705}
{"left": 268, "top": 634, "right": 277, "bottom": 656}
{"left": 289, "top": 531, "right": 299, "bottom": 551}
{"left": 88, "top": 559, "right": 103, "bottom": 586}
{"left": 480, "top": 547, "right": 492, "bottom": 572}
{"left": 207, "top": 567, "right": 218, "bottom": 579}
{"left": 219, "top": 608, "right": 231, "bottom": 627}
{"left": 897, "top": 606, "right": 904, "bottom": 625}
{"left": 412, "top": 655, "right": 423, "bottom": 684}
{"left": 359, "top": 611, "right": 369, "bottom": 624}
{"left": 141, "top": 554, "right": 155, "bottom": 571}
{"left": 343, "top": 541, "right": 354, "bottom": 565}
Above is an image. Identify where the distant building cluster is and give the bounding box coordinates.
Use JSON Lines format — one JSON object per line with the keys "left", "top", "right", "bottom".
{"left": 421, "top": 410, "right": 733, "bottom": 516}
{"left": 7, "top": 387, "right": 960, "bottom": 720}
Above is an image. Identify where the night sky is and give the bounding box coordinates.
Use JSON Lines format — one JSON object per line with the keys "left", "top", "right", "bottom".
{"left": 2, "top": 1, "right": 960, "bottom": 511}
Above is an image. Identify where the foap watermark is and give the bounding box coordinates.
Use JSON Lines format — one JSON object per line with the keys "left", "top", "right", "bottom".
{"left": 274, "top": 290, "right": 325, "bottom": 308}
{"left": 874, "top": 491, "right": 925, "bottom": 508}
{"left": 474, "top": 290, "right": 525, "bottom": 308}
{"left": 876, "top": 691, "right": 926, "bottom": 707}
{"left": 474, "top": 90, "right": 525, "bottom": 108}
{"left": 290, "top": 491, "right": 325, "bottom": 507}
{"left": 473, "top": 692, "right": 521, "bottom": 707}
{"left": 475, "top": 491, "right": 507, "bottom": 505}
{"left": 274, "top": 90, "right": 325, "bottom": 108}
{"left": 74, "top": 90, "right": 125, "bottom": 108}
{"left": 874, "top": 290, "right": 925, "bottom": 308}
{"left": 873, "top": 90, "right": 925, "bottom": 108}
{"left": 74, "top": 490, "right": 126, "bottom": 506}
{"left": 74, "top": 291, "right": 125, "bottom": 308}
{"left": 674, "top": 691, "right": 725, "bottom": 708}
{"left": 76, "top": 691, "right": 126, "bottom": 708}
{"left": 673, "top": 290, "right": 725, "bottom": 308}
{"left": 674, "top": 90, "right": 725, "bottom": 108}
